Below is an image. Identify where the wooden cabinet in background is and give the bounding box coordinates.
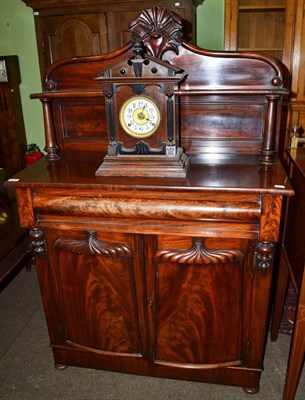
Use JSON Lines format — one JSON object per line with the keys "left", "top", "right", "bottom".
{"left": 224, "top": 0, "right": 305, "bottom": 163}
{"left": 0, "top": 55, "right": 30, "bottom": 290}
{"left": 22, "top": 0, "right": 204, "bottom": 77}
{"left": 224, "top": 0, "right": 290, "bottom": 61}
{"left": 0, "top": 55, "right": 27, "bottom": 171}
{"left": 287, "top": 0, "right": 305, "bottom": 153}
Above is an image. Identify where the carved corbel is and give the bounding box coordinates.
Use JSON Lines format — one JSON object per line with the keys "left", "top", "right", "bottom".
{"left": 255, "top": 241, "right": 275, "bottom": 270}
{"left": 29, "top": 228, "right": 47, "bottom": 257}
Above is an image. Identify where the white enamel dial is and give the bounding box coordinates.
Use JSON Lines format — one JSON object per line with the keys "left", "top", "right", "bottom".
{"left": 119, "top": 96, "right": 161, "bottom": 138}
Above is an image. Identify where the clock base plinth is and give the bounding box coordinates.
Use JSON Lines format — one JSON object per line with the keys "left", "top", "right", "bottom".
{"left": 95, "top": 148, "right": 189, "bottom": 178}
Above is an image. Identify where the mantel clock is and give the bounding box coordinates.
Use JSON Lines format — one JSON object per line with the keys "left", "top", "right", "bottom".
{"left": 95, "top": 42, "right": 189, "bottom": 178}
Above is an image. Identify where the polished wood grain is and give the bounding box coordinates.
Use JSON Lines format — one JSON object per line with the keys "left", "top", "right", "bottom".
{"left": 0, "top": 56, "right": 27, "bottom": 170}
{"left": 5, "top": 7, "right": 293, "bottom": 394}
{"left": 22, "top": 0, "right": 203, "bottom": 76}
{"left": 0, "top": 188, "right": 31, "bottom": 290}
{"left": 0, "top": 55, "right": 30, "bottom": 289}
{"left": 224, "top": 0, "right": 305, "bottom": 166}
{"left": 31, "top": 8, "right": 287, "bottom": 164}
{"left": 153, "top": 239, "right": 244, "bottom": 366}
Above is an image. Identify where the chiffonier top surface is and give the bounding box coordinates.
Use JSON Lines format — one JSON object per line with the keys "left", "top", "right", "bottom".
{"left": 5, "top": 151, "right": 293, "bottom": 197}
{"left": 6, "top": 7, "right": 293, "bottom": 198}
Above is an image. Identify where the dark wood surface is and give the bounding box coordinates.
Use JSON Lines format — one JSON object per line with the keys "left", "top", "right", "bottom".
{"left": 5, "top": 7, "right": 293, "bottom": 394}
{"left": 0, "top": 55, "right": 29, "bottom": 289}
{"left": 0, "top": 56, "right": 27, "bottom": 170}
{"left": 22, "top": 0, "right": 203, "bottom": 76}
{"left": 6, "top": 151, "right": 292, "bottom": 194}
{"left": 0, "top": 183, "right": 30, "bottom": 291}
{"left": 5, "top": 151, "right": 293, "bottom": 392}
{"left": 271, "top": 147, "right": 305, "bottom": 400}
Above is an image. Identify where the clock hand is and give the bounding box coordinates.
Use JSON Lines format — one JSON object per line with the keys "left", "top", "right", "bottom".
{"left": 138, "top": 105, "right": 146, "bottom": 120}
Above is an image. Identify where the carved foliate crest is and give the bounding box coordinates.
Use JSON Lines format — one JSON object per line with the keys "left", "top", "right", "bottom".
{"left": 129, "top": 7, "right": 183, "bottom": 58}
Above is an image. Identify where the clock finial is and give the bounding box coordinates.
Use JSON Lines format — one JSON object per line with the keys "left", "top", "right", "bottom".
{"left": 129, "top": 40, "right": 146, "bottom": 77}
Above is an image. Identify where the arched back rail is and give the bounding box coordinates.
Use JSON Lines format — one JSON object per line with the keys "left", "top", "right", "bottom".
{"left": 31, "top": 7, "right": 289, "bottom": 165}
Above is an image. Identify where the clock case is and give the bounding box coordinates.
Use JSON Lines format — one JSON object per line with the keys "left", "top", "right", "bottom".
{"left": 95, "top": 42, "right": 189, "bottom": 178}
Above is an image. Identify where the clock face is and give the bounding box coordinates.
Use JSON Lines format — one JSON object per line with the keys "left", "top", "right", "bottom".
{"left": 119, "top": 96, "right": 161, "bottom": 138}
{"left": 0, "top": 60, "right": 8, "bottom": 82}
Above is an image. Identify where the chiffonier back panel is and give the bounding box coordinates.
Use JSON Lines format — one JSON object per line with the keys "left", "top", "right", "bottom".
{"left": 34, "top": 7, "right": 287, "bottom": 160}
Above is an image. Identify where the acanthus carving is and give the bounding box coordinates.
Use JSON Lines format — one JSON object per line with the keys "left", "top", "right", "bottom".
{"left": 54, "top": 231, "right": 132, "bottom": 258}
{"left": 129, "top": 7, "right": 183, "bottom": 59}
{"left": 155, "top": 240, "right": 243, "bottom": 265}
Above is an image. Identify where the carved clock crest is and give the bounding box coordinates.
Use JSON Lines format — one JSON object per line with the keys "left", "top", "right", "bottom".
{"left": 95, "top": 7, "right": 189, "bottom": 178}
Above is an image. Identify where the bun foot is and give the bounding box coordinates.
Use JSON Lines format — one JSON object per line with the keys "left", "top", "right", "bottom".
{"left": 55, "top": 363, "right": 68, "bottom": 370}
{"left": 243, "top": 386, "right": 260, "bottom": 394}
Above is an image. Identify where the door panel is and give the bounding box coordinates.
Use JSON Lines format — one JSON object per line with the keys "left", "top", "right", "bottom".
{"left": 46, "top": 229, "right": 144, "bottom": 356}
{"left": 148, "top": 235, "right": 251, "bottom": 367}
{"left": 41, "top": 13, "right": 108, "bottom": 65}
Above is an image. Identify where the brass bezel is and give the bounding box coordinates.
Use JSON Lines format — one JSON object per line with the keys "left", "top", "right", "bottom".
{"left": 119, "top": 95, "right": 161, "bottom": 139}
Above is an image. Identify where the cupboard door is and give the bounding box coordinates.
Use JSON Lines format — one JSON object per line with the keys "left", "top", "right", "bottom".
{"left": 106, "top": 11, "right": 142, "bottom": 52}
{"left": 147, "top": 235, "right": 254, "bottom": 368}
{"left": 43, "top": 228, "right": 146, "bottom": 360}
{"left": 224, "top": 0, "right": 291, "bottom": 62}
{"left": 40, "top": 13, "right": 108, "bottom": 68}
{"left": 0, "top": 85, "right": 26, "bottom": 170}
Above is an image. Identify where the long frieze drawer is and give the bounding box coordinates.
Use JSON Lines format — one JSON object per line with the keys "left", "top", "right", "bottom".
{"left": 33, "top": 195, "right": 261, "bottom": 223}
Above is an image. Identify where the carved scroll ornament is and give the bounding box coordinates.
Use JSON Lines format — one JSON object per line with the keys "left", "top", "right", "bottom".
{"left": 155, "top": 241, "right": 243, "bottom": 265}
{"left": 129, "top": 7, "right": 183, "bottom": 59}
{"left": 54, "top": 231, "right": 132, "bottom": 258}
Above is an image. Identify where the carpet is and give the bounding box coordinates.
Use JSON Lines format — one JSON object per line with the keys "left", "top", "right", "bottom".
{"left": 279, "top": 281, "right": 297, "bottom": 334}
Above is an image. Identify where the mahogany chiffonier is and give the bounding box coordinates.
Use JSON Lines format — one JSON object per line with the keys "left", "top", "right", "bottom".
{"left": 5, "top": 7, "right": 293, "bottom": 394}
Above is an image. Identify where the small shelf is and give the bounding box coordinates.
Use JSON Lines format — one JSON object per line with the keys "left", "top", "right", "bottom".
{"left": 238, "top": 48, "right": 283, "bottom": 52}
{"left": 239, "top": 5, "right": 286, "bottom": 11}
{"left": 236, "top": 1, "right": 286, "bottom": 62}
